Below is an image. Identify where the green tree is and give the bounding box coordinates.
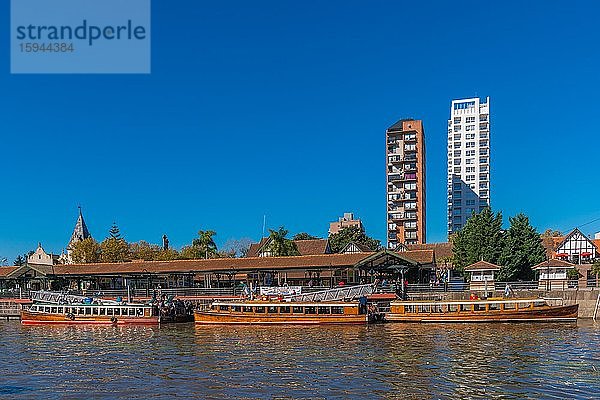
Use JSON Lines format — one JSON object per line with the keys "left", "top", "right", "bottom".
{"left": 71, "top": 238, "right": 102, "bottom": 263}
{"left": 592, "top": 260, "right": 600, "bottom": 277}
{"left": 13, "top": 255, "right": 26, "bottom": 266}
{"left": 268, "top": 226, "right": 299, "bottom": 256}
{"left": 497, "top": 213, "right": 545, "bottom": 281}
{"left": 100, "top": 223, "right": 130, "bottom": 263}
{"left": 452, "top": 207, "right": 503, "bottom": 274}
{"left": 328, "top": 226, "right": 382, "bottom": 253}
{"left": 192, "top": 230, "right": 218, "bottom": 259}
{"left": 129, "top": 241, "right": 160, "bottom": 261}
{"left": 154, "top": 248, "right": 180, "bottom": 261}
{"left": 293, "top": 233, "right": 319, "bottom": 241}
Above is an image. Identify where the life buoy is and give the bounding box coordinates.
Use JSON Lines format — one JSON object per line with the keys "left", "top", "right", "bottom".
{"left": 66, "top": 313, "right": 75, "bottom": 321}
{"left": 110, "top": 316, "right": 118, "bottom": 324}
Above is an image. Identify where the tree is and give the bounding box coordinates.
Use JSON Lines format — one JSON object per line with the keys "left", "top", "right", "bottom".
{"left": 293, "top": 233, "right": 319, "bottom": 241}
{"left": 541, "top": 229, "right": 563, "bottom": 239}
{"left": 592, "top": 260, "right": 600, "bottom": 277}
{"left": 497, "top": 213, "right": 546, "bottom": 281}
{"left": 452, "top": 207, "right": 503, "bottom": 273}
{"left": 129, "top": 241, "right": 160, "bottom": 261}
{"left": 328, "top": 226, "right": 382, "bottom": 253}
{"left": 71, "top": 238, "right": 102, "bottom": 263}
{"left": 193, "top": 230, "right": 218, "bottom": 259}
{"left": 100, "top": 223, "right": 130, "bottom": 263}
{"left": 154, "top": 248, "right": 180, "bottom": 261}
{"left": 267, "top": 226, "right": 299, "bottom": 256}
{"left": 13, "top": 255, "right": 26, "bottom": 266}
{"left": 222, "top": 238, "right": 253, "bottom": 258}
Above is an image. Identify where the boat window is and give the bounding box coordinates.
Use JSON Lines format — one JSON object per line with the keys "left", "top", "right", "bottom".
{"left": 129, "top": 308, "right": 135, "bottom": 316}
{"left": 243, "top": 306, "right": 253, "bottom": 313}
{"left": 448, "top": 304, "right": 458, "bottom": 312}
{"left": 534, "top": 301, "right": 545, "bottom": 307}
{"left": 460, "top": 304, "right": 472, "bottom": 312}
{"left": 85, "top": 308, "right": 92, "bottom": 315}
{"left": 488, "top": 303, "right": 500, "bottom": 311}
{"left": 504, "top": 303, "right": 516, "bottom": 310}
{"left": 292, "top": 306, "right": 303, "bottom": 314}
{"left": 267, "top": 306, "right": 278, "bottom": 313}
{"left": 418, "top": 305, "right": 429, "bottom": 313}
{"left": 100, "top": 308, "right": 106, "bottom": 315}
{"left": 30, "top": 306, "right": 37, "bottom": 311}
{"left": 78, "top": 308, "right": 85, "bottom": 315}
{"left": 50, "top": 307, "right": 57, "bottom": 313}
{"left": 254, "top": 307, "right": 265, "bottom": 313}
{"left": 474, "top": 304, "right": 486, "bottom": 311}
{"left": 318, "top": 307, "right": 331, "bottom": 314}
{"left": 92, "top": 308, "right": 99, "bottom": 315}
{"left": 304, "top": 306, "right": 316, "bottom": 314}
{"left": 405, "top": 305, "right": 416, "bottom": 313}
{"left": 232, "top": 306, "right": 242, "bottom": 312}
{"left": 331, "top": 306, "right": 344, "bottom": 314}
{"left": 58, "top": 307, "right": 63, "bottom": 314}
{"left": 431, "top": 304, "right": 443, "bottom": 313}
{"left": 107, "top": 308, "right": 113, "bottom": 315}
{"left": 279, "top": 306, "right": 290, "bottom": 314}
{"left": 219, "top": 305, "right": 229, "bottom": 312}
{"left": 44, "top": 307, "right": 51, "bottom": 313}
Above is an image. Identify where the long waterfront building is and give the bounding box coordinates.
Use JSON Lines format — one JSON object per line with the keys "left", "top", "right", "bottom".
{"left": 386, "top": 119, "right": 426, "bottom": 248}
{"left": 447, "top": 97, "right": 490, "bottom": 236}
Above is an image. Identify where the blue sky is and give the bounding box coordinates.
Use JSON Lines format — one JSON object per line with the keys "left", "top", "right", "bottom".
{"left": 1, "top": 1, "right": 600, "bottom": 263}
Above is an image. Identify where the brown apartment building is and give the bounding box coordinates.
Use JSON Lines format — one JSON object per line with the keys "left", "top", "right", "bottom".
{"left": 386, "top": 119, "right": 426, "bottom": 247}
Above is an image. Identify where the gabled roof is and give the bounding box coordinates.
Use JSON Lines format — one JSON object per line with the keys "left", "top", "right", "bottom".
{"left": 532, "top": 259, "right": 576, "bottom": 270}
{"left": 246, "top": 238, "right": 330, "bottom": 257}
{"left": 0, "top": 267, "right": 19, "bottom": 278}
{"left": 295, "top": 239, "right": 330, "bottom": 255}
{"left": 354, "top": 249, "right": 421, "bottom": 272}
{"left": 340, "top": 241, "right": 373, "bottom": 253}
{"left": 555, "top": 228, "right": 598, "bottom": 252}
{"left": 464, "top": 260, "right": 501, "bottom": 271}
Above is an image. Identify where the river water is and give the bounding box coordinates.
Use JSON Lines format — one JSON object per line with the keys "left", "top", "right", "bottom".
{"left": 1, "top": 321, "right": 599, "bottom": 399}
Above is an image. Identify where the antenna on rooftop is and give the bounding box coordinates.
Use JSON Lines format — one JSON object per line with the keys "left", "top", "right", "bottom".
{"left": 262, "top": 214, "right": 266, "bottom": 238}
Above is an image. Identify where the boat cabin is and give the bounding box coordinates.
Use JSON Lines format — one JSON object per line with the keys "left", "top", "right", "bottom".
{"left": 27, "top": 303, "right": 155, "bottom": 318}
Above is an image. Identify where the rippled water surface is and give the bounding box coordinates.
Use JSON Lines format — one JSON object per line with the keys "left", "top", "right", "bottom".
{"left": 1, "top": 320, "right": 600, "bottom": 399}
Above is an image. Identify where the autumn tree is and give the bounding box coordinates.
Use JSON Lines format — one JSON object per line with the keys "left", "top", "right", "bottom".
{"left": 541, "top": 229, "right": 563, "bottom": 239}
{"left": 328, "top": 226, "right": 381, "bottom": 253}
{"left": 71, "top": 238, "right": 102, "bottom": 263}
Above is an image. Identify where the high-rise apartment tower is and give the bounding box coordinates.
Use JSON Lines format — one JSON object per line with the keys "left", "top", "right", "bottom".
{"left": 386, "top": 119, "right": 426, "bottom": 248}
{"left": 447, "top": 97, "right": 490, "bottom": 235}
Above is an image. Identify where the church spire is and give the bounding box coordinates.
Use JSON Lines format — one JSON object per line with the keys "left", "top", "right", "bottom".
{"left": 68, "top": 206, "right": 92, "bottom": 251}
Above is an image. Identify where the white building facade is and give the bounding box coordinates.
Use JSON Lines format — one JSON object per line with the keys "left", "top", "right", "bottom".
{"left": 447, "top": 97, "right": 490, "bottom": 235}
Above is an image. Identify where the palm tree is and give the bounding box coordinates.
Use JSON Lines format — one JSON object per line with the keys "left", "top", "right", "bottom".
{"left": 268, "top": 227, "right": 299, "bottom": 256}
{"left": 192, "top": 230, "right": 218, "bottom": 259}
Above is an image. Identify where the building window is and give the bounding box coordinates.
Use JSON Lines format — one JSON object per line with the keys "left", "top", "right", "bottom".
{"left": 454, "top": 125, "right": 461, "bottom": 132}
{"left": 454, "top": 134, "right": 461, "bottom": 140}
{"left": 466, "top": 150, "right": 475, "bottom": 156}
{"left": 453, "top": 142, "right": 461, "bottom": 149}
{"left": 466, "top": 167, "right": 475, "bottom": 173}
{"left": 465, "top": 125, "right": 475, "bottom": 131}
{"left": 405, "top": 231, "right": 417, "bottom": 239}
{"left": 479, "top": 182, "right": 488, "bottom": 189}
{"left": 454, "top": 191, "right": 462, "bottom": 199}
{"left": 466, "top": 199, "right": 475, "bottom": 206}
{"left": 479, "top": 190, "right": 488, "bottom": 197}
{"left": 480, "top": 165, "right": 488, "bottom": 172}
{"left": 404, "top": 221, "right": 417, "bottom": 228}
{"left": 454, "top": 167, "right": 461, "bottom": 173}
{"left": 466, "top": 133, "right": 475, "bottom": 140}
{"left": 454, "top": 117, "right": 461, "bottom": 124}
{"left": 454, "top": 159, "right": 461, "bottom": 165}
{"left": 480, "top": 157, "right": 488, "bottom": 164}
{"left": 466, "top": 116, "right": 476, "bottom": 123}
{"left": 453, "top": 207, "right": 461, "bottom": 215}
{"left": 479, "top": 173, "right": 488, "bottom": 181}
{"left": 466, "top": 158, "right": 474, "bottom": 164}
{"left": 480, "top": 140, "right": 488, "bottom": 147}
{"left": 454, "top": 150, "right": 461, "bottom": 157}
{"left": 453, "top": 199, "right": 462, "bottom": 205}
{"left": 480, "top": 114, "right": 488, "bottom": 122}
{"left": 466, "top": 175, "right": 475, "bottom": 181}
{"left": 466, "top": 142, "right": 476, "bottom": 148}
{"left": 480, "top": 132, "right": 488, "bottom": 139}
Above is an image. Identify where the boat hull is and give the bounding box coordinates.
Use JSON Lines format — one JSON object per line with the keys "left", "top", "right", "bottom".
{"left": 385, "top": 304, "right": 579, "bottom": 323}
{"left": 20, "top": 310, "right": 159, "bottom": 325}
{"left": 194, "top": 311, "right": 368, "bottom": 325}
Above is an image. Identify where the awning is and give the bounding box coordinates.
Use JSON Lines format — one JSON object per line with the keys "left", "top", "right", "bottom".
{"left": 581, "top": 252, "right": 592, "bottom": 257}
{"left": 555, "top": 253, "right": 568, "bottom": 257}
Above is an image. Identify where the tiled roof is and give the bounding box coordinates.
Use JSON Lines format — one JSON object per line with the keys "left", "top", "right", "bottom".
{"left": 464, "top": 260, "right": 501, "bottom": 271}
{"left": 400, "top": 249, "right": 434, "bottom": 264}
{"left": 0, "top": 267, "right": 19, "bottom": 278}
{"left": 51, "top": 253, "right": 377, "bottom": 276}
{"left": 246, "top": 237, "right": 270, "bottom": 258}
{"left": 406, "top": 242, "right": 453, "bottom": 261}
{"left": 532, "top": 259, "right": 576, "bottom": 269}
{"left": 295, "top": 239, "right": 330, "bottom": 255}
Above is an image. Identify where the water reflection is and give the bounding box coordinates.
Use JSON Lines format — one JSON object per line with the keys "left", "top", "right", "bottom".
{"left": 0, "top": 321, "right": 598, "bottom": 399}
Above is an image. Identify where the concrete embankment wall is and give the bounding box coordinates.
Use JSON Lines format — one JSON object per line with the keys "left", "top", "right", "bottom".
{"left": 415, "top": 289, "right": 600, "bottom": 319}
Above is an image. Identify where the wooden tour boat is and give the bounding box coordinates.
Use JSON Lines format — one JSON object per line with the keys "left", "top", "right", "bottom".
{"left": 194, "top": 300, "right": 375, "bottom": 325}
{"left": 386, "top": 297, "right": 578, "bottom": 323}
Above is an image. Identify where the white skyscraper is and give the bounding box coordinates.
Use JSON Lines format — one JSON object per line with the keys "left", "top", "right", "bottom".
{"left": 447, "top": 97, "right": 490, "bottom": 235}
